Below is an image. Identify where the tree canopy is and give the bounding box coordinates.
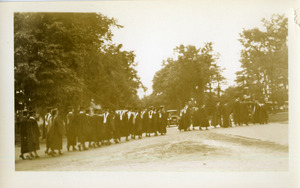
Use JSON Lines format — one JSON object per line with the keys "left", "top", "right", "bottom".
{"left": 145, "top": 43, "right": 223, "bottom": 110}
{"left": 14, "top": 13, "right": 143, "bottom": 113}
{"left": 234, "top": 14, "right": 288, "bottom": 105}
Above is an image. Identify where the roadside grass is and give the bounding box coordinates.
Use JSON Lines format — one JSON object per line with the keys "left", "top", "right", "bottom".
{"left": 268, "top": 112, "right": 288, "bottom": 123}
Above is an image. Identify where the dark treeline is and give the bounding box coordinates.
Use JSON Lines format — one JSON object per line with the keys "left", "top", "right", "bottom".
{"left": 14, "top": 13, "right": 143, "bottom": 116}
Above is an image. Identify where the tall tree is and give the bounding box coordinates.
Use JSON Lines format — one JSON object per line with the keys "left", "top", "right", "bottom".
{"left": 237, "top": 14, "right": 288, "bottom": 106}
{"left": 150, "top": 43, "right": 223, "bottom": 109}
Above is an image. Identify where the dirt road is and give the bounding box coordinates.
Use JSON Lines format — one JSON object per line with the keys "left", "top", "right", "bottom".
{"left": 15, "top": 122, "right": 288, "bottom": 171}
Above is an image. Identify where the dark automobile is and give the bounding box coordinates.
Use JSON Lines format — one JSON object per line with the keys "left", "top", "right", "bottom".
{"left": 167, "top": 110, "right": 179, "bottom": 127}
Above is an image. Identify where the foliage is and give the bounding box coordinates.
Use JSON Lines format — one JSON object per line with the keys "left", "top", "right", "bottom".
{"left": 236, "top": 14, "right": 288, "bottom": 105}
{"left": 14, "top": 13, "right": 142, "bottom": 113}
{"left": 146, "top": 43, "right": 223, "bottom": 110}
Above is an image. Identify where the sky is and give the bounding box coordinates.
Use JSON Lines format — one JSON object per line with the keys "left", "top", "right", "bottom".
{"left": 88, "top": 0, "right": 290, "bottom": 98}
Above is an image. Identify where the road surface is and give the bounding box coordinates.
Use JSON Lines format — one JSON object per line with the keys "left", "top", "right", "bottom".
{"left": 15, "top": 122, "right": 288, "bottom": 171}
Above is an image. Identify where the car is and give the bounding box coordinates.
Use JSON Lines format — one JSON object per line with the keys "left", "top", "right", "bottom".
{"left": 167, "top": 110, "right": 179, "bottom": 127}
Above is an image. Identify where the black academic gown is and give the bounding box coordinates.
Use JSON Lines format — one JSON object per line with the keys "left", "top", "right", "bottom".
{"left": 240, "top": 102, "right": 250, "bottom": 125}
{"left": 192, "top": 109, "right": 200, "bottom": 127}
{"left": 232, "top": 101, "right": 241, "bottom": 125}
{"left": 212, "top": 105, "right": 223, "bottom": 127}
{"left": 66, "top": 112, "right": 77, "bottom": 146}
{"left": 20, "top": 116, "right": 30, "bottom": 154}
{"left": 252, "top": 103, "right": 261, "bottom": 124}
{"left": 27, "top": 117, "right": 40, "bottom": 151}
{"left": 75, "top": 112, "right": 86, "bottom": 143}
{"left": 158, "top": 111, "right": 167, "bottom": 134}
{"left": 112, "top": 113, "right": 120, "bottom": 140}
{"left": 199, "top": 107, "right": 209, "bottom": 128}
{"left": 120, "top": 111, "right": 129, "bottom": 138}
{"left": 152, "top": 111, "right": 158, "bottom": 133}
{"left": 222, "top": 105, "right": 232, "bottom": 128}
{"left": 49, "top": 116, "right": 63, "bottom": 150}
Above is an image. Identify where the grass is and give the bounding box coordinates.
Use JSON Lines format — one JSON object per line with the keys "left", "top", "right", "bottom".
{"left": 268, "top": 112, "right": 288, "bottom": 123}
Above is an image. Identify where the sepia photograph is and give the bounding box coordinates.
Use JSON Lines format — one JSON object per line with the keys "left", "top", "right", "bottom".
{"left": 1, "top": 0, "right": 300, "bottom": 187}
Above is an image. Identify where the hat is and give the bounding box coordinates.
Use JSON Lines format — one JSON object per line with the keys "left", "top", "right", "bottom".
{"left": 67, "top": 106, "right": 73, "bottom": 110}
{"left": 160, "top": 105, "right": 165, "bottom": 108}
{"left": 79, "top": 106, "right": 85, "bottom": 111}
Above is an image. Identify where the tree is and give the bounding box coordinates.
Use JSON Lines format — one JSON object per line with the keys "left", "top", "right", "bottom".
{"left": 14, "top": 13, "right": 142, "bottom": 113}
{"left": 237, "top": 14, "right": 288, "bottom": 107}
{"left": 150, "top": 43, "right": 223, "bottom": 110}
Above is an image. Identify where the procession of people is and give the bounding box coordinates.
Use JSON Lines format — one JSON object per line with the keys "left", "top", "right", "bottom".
{"left": 17, "top": 104, "right": 169, "bottom": 160}
{"left": 179, "top": 96, "right": 269, "bottom": 131}
{"left": 17, "top": 95, "right": 269, "bottom": 160}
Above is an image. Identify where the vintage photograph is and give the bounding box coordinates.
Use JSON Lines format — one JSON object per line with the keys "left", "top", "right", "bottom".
{"left": 13, "top": 1, "right": 291, "bottom": 173}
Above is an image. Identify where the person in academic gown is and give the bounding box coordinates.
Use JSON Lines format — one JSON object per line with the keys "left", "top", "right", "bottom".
{"left": 152, "top": 108, "right": 159, "bottom": 136}
{"left": 182, "top": 103, "right": 191, "bottom": 131}
{"left": 192, "top": 107, "right": 200, "bottom": 130}
{"left": 99, "top": 109, "right": 106, "bottom": 145}
{"left": 44, "top": 107, "right": 52, "bottom": 154}
{"left": 251, "top": 100, "right": 261, "bottom": 124}
{"left": 132, "top": 108, "right": 143, "bottom": 139}
{"left": 239, "top": 98, "right": 250, "bottom": 126}
{"left": 49, "top": 108, "right": 64, "bottom": 156}
{"left": 158, "top": 105, "right": 167, "bottom": 135}
{"left": 103, "top": 107, "right": 113, "bottom": 145}
{"left": 75, "top": 107, "right": 88, "bottom": 151}
{"left": 111, "top": 109, "right": 121, "bottom": 143}
{"left": 19, "top": 110, "right": 30, "bottom": 160}
{"left": 232, "top": 98, "right": 241, "bottom": 126}
{"left": 140, "top": 107, "right": 147, "bottom": 136}
{"left": 222, "top": 103, "right": 232, "bottom": 128}
{"left": 89, "top": 109, "right": 100, "bottom": 148}
{"left": 199, "top": 104, "right": 209, "bottom": 130}
{"left": 259, "top": 103, "right": 269, "bottom": 124}
{"left": 85, "top": 109, "right": 94, "bottom": 148}
{"left": 116, "top": 106, "right": 129, "bottom": 141}
{"left": 94, "top": 109, "right": 102, "bottom": 147}
{"left": 145, "top": 107, "right": 152, "bottom": 137}
{"left": 212, "top": 102, "right": 223, "bottom": 128}
{"left": 26, "top": 109, "right": 41, "bottom": 158}
{"left": 66, "top": 106, "right": 77, "bottom": 151}
{"left": 178, "top": 109, "right": 185, "bottom": 131}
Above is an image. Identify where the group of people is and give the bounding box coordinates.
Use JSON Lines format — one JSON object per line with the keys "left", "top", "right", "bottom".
{"left": 18, "top": 96, "right": 269, "bottom": 160}
{"left": 178, "top": 97, "right": 269, "bottom": 131}
{"left": 18, "top": 105, "right": 168, "bottom": 160}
